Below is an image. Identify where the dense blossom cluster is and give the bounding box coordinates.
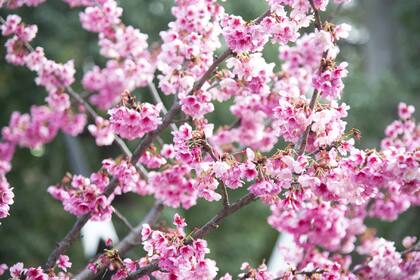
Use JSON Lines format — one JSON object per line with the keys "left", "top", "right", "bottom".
{"left": 0, "top": 14, "right": 84, "bottom": 140}
{"left": 108, "top": 103, "right": 162, "bottom": 140}
{"left": 48, "top": 172, "right": 113, "bottom": 221}
{"left": 0, "top": 0, "right": 419, "bottom": 279}
{"left": 72, "top": 0, "right": 155, "bottom": 109}
{"left": 353, "top": 237, "right": 420, "bottom": 280}
{"left": 102, "top": 158, "right": 148, "bottom": 195}
{"left": 157, "top": 0, "right": 223, "bottom": 98}
{"left": 139, "top": 214, "right": 218, "bottom": 280}
{"left": 148, "top": 165, "right": 198, "bottom": 209}
{"left": 0, "top": 173, "right": 14, "bottom": 219}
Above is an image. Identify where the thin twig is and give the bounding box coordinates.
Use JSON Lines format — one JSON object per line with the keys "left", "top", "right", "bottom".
{"left": 66, "top": 85, "right": 99, "bottom": 119}
{"left": 148, "top": 82, "right": 178, "bottom": 131}
{"left": 219, "top": 181, "right": 230, "bottom": 209}
{"left": 309, "top": 0, "right": 323, "bottom": 30}
{"left": 402, "top": 240, "right": 420, "bottom": 256}
{"left": 203, "top": 142, "right": 230, "bottom": 208}
{"left": 74, "top": 202, "right": 164, "bottom": 280}
{"left": 296, "top": 89, "right": 320, "bottom": 156}
{"left": 113, "top": 207, "right": 134, "bottom": 231}
{"left": 274, "top": 268, "right": 327, "bottom": 279}
{"left": 294, "top": 1, "right": 326, "bottom": 156}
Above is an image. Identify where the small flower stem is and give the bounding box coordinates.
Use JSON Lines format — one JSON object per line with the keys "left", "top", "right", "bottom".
{"left": 148, "top": 82, "right": 178, "bottom": 131}
{"left": 309, "top": 0, "right": 323, "bottom": 30}
{"left": 113, "top": 207, "right": 134, "bottom": 231}
{"left": 294, "top": 1, "right": 326, "bottom": 156}
{"left": 203, "top": 142, "right": 230, "bottom": 209}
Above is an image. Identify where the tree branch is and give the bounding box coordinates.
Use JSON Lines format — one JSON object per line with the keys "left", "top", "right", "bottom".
{"left": 308, "top": 0, "right": 323, "bottom": 30}
{"left": 74, "top": 202, "right": 164, "bottom": 280}
{"left": 113, "top": 207, "right": 134, "bottom": 231}
{"left": 295, "top": 88, "right": 320, "bottom": 156}
{"left": 148, "top": 82, "right": 178, "bottom": 132}
{"left": 294, "top": 1, "right": 326, "bottom": 156}
{"left": 45, "top": 214, "right": 91, "bottom": 270}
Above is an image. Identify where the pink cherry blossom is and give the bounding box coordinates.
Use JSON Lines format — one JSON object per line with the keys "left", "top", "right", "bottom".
{"left": 88, "top": 117, "right": 115, "bottom": 146}
{"left": 140, "top": 213, "right": 218, "bottom": 279}
{"left": 56, "top": 255, "right": 72, "bottom": 272}
{"left": 108, "top": 103, "right": 162, "bottom": 140}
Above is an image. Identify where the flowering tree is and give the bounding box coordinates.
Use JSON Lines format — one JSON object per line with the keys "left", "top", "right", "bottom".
{"left": 0, "top": 0, "right": 419, "bottom": 279}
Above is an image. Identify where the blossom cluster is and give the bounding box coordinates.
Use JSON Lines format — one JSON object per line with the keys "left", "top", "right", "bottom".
{"left": 0, "top": 15, "right": 86, "bottom": 146}
{"left": 69, "top": 0, "right": 155, "bottom": 109}
{"left": 140, "top": 214, "right": 218, "bottom": 280}
{"left": 148, "top": 165, "right": 198, "bottom": 209}
{"left": 354, "top": 237, "right": 420, "bottom": 280}
{"left": 0, "top": 254, "right": 71, "bottom": 280}
{"left": 102, "top": 158, "right": 149, "bottom": 195}
{"left": 108, "top": 102, "right": 162, "bottom": 141}
{"left": 0, "top": 14, "right": 87, "bottom": 219}
{"left": 157, "top": 0, "right": 223, "bottom": 98}
{"left": 0, "top": 0, "right": 46, "bottom": 9}
{"left": 48, "top": 172, "right": 113, "bottom": 221}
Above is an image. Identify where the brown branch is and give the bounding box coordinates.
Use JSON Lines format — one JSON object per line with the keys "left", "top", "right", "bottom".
{"left": 294, "top": 1, "right": 326, "bottom": 156}
{"left": 193, "top": 49, "right": 233, "bottom": 92}
{"left": 126, "top": 264, "right": 161, "bottom": 280}
{"left": 192, "top": 193, "right": 255, "bottom": 240}
{"left": 308, "top": 0, "right": 323, "bottom": 30}
{"left": 296, "top": 89, "right": 320, "bottom": 156}
{"left": 219, "top": 181, "right": 230, "bottom": 209}
{"left": 274, "top": 268, "right": 326, "bottom": 279}
{"left": 74, "top": 202, "right": 164, "bottom": 280}
{"left": 45, "top": 214, "right": 91, "bottom": 270}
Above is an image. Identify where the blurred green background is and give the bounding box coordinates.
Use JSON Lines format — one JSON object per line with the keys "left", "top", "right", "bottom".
{"left": 0, "top": 0, "right": 419, "bottom": 277}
